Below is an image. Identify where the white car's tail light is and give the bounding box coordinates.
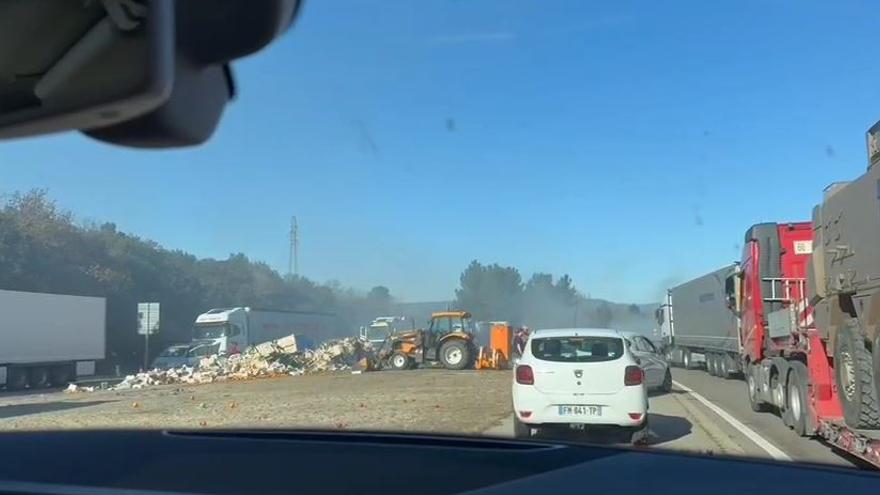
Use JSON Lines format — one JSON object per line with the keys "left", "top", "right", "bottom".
{"left": 624, "top": 365, "right": 644, "bottom": 386}
{"left": 515, "top": 365, "right": 534, "bottom": 385}
{"left": 628, "top": 412, "right": 643, "bottom": 421}
{"left": 518, "top": 411, "right": 533, "bottom": 418}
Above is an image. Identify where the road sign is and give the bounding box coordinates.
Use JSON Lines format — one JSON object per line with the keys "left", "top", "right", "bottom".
{"left": 138, "top": 302, "right": 160, "bottom": 335}
{"left": 138, "top": 302, "right": 160, "bottom": 370}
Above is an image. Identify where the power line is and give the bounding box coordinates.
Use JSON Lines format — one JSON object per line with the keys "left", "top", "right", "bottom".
{"left": 289, "top": 216, "right": 299, "bottom": 276}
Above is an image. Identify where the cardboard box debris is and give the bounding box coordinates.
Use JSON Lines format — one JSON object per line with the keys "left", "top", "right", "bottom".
{"left": 64, "top": 383, "right": 95, "bottom": 393}
{"left": 75, "top": 335, "right": 366, "bottom": 392}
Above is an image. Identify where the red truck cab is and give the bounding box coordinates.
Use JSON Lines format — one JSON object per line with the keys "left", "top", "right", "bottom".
{"left": 738, "top": 222, "right": 813, "bottom": 365}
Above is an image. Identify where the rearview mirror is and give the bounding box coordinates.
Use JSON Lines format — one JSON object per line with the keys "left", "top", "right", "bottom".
{"left": 0, "top": 0, "right": 300, "bottom": 148}
{"left": 0, "top": 1, "right": 174, "bottom": 140}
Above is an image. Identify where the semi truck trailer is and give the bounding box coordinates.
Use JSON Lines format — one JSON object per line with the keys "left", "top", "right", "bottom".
{"left": 0, "top": 289, "right": 105, "bottom": 389}
{"left": 190, "top": 307, "right": 336, "bottom": 356}
{"left": 658, "top": 265, "right": 742, "bottom": 377}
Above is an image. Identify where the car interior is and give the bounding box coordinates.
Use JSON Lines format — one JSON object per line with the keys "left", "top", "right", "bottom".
{"left": 0, "top": 2, "right": 878, "bottom": 494}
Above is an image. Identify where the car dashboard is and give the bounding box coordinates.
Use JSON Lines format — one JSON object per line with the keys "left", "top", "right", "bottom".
{"left": 0, "top": 430, "right": 874, "bottom": 495}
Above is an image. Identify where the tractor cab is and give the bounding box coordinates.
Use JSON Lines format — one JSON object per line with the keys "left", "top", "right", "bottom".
{"left": 425, "top": 311, "right": 474, "bottom": 347}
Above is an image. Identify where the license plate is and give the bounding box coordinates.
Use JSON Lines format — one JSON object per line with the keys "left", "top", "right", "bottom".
{"left": 558, "top": 405, "right": 601, "bottom": 417}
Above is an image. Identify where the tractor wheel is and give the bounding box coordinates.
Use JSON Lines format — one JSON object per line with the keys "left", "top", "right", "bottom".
{"left": 389, "top": 351, "right": 411, "bottom": 371}
{"left": 439, "top": 339, "right": 472, "bottom": 371}
{"left": 834, "top": 321, "right": 880, "bottom": 429}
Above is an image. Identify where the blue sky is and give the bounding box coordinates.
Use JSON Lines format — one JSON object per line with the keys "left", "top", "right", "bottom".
{"left": 2, "top": 0, "right": 879, "bottom": 303}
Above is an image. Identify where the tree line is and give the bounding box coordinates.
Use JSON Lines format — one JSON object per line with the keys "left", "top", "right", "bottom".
{"left": 0, "top": 190, "right": 393, "bottom": 372}
{"left": 454, "top": 260, "right": 622, "bottom": 329}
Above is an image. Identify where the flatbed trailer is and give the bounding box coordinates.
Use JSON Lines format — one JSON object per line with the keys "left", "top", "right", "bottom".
{"left": 729, "top": 222, "right": 880, "bottom": 469}
{"left": 817, "top": 421, "right": 880, "bottom": 467}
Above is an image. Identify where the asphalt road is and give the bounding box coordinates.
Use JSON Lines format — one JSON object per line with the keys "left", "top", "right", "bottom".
{"left": 486, "top": 367, "right": 862, "bottom": 470}
{"left": 671, "top": 367, "right": 859, "bottom": 468}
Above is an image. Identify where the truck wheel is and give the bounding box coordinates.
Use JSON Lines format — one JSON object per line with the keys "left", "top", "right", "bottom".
{"left": 718, "top": 355, "right": 731, "bottom": 379}
{"left": 439, "top": 340, "right": 472, "bottom": 371}
{"left": 786, "top": 361, "right": 813, "bottom": 437}
{"left": 747, "top": 364, "right": 767, "bottom": 412}
{"left": 28, "top": 367, "right": 50, "bottom": 388}
{"left": 7, "top": 368, "right": 28, "bottom": 390}
{"left": 682, "top": 349, "right": 696, "bottom": 370}
{"left": 706, "top": 354, "right": 717, "bottom": 376}
{"left": 389, "top": 352, "right": 411, "bottom": 371}
{"left": 834, "top": 322, "right": 880, "bottom": 429}
{"left": 49, "top": 365, "right": 73, "bottom": 387}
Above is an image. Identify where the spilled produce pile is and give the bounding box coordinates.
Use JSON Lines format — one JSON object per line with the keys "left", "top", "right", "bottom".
{"left": 66, "top": 335, "right": 367, "bottom": 392}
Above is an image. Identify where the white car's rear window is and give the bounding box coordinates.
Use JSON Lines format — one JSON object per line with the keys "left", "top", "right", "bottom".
{"left": 530, "top": 336, "right": 624, "bottom": 363}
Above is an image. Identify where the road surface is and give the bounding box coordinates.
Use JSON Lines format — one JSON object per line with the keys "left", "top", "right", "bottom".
{"left": 671, "top": 368, "right": 859, "bottom": 468}
{"left": 0, "top": 368, "right": 867, "bottom": 469}
{"left": 486, "top": 367, "right": 861, "bottom": 469}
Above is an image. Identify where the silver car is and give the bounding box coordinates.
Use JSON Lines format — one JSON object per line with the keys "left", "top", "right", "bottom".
{"left": 620, "top": 332, "right": 672, "bottom": 393}
{"left": 151, "top": 344, "right": 201, "bottom": 370}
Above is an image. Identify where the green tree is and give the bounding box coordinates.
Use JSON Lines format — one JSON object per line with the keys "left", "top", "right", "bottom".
{"left": 454, "top": 260, "right": 523, "bottom": 322}
{"left": 522, "top": 273, "right": 579, "bottom": 328}
{"left": 366, "top": 285, "right": 392, "bottom": 314}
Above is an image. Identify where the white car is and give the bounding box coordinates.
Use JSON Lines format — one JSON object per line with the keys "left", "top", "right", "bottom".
{"left": 511, "top": 328, "right": 649, "bottom": 444}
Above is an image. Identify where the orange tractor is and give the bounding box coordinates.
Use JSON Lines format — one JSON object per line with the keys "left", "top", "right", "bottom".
{"left": 373, "top": 311, "right": 477, "bottom": 371}
{"left": 364, "top": 312, "right": 514, "bottom": 371}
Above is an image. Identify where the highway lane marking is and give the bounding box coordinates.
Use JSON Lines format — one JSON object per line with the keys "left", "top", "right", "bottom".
{"left": 673, "top": 380, "right": 792, "bottom": 462}
{"left": 668, "top": 391, "right": 744, "bottom": 455}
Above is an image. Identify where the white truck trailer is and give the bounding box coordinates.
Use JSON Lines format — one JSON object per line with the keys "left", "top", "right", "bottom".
{"left": 190, "top": 307, "right": 336, "bottom": 356}
{"left": 0, "top": 289, "right": 105, "bottom": 389}
{"left": 657, "top": 265, "right": 743, "bottom": 377}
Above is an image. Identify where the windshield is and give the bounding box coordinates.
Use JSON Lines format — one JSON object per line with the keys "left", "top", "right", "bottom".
{"left": 159, "top": 347, "right": 189, "bottom": 358}
{"left": 192, "top": 324, "right": 227, "bottom": 340}
{"left": 531, "top": 337, "right": 624, "bottom": 363}
{"left": 0, "top": 0, "right": 876, "bottom": 473}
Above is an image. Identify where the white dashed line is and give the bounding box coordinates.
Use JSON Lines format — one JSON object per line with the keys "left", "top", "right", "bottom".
{"left": 673, "top": 380, "right": 792, "bottom": 462}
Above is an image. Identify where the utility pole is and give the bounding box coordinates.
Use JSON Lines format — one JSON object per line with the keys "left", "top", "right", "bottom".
{"left": 289, "top": 216, "right": 299, "bottom": 276}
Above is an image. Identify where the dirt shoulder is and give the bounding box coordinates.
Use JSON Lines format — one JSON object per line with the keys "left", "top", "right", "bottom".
{"left": 0, "top": 370, "right": 512, "bottom": 434}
